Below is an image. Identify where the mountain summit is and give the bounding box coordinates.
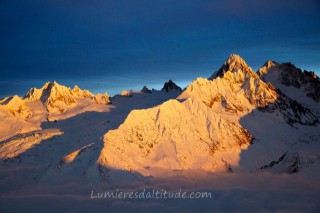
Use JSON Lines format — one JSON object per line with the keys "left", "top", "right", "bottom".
{"left": 23, "top": 81, "right": 111, "bottom": 114}
{"left": 258, "top": 61, "right": 320, "bottom": 103}
{"left": 0, "top": 81, "right": 111, "bottom": 123}
{"left": 161, "top": 80, "right": 182, "bottom": 92}
{"left": 209, "top": 54, "right": 257, "bottom": 80}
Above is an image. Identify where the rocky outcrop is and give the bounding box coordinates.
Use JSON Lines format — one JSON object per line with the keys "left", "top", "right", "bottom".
{"left": 141, "top": 86, "right": 152, "bottom": 93}
{"left": 161, "top": 80, "right": 182, "bottom": 92}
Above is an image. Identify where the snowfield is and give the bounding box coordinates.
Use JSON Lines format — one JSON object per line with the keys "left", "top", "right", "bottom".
{"left": 0, "top": 55, "right": 319, "bottom": 212}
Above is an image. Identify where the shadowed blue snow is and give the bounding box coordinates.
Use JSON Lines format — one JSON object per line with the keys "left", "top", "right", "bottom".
{"left": 0, "top": 0, "right": 319, "bottom": 97}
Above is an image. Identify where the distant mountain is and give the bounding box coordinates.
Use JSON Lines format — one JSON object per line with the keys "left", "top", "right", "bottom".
{"left": 161, "top": 80, "right": 182, "bottom": 92}
{"left": 257, "top": 61, "right": 319, "bottom": 102}
{"left": 141, "top": 86, "right": 152, "bottom": 93}
{"left": 25, "top": 81, "right": 78, "bottom": 113}
{"left": 0, "top": 81, "right": 112, "bottom": 140}
{"left": 0, "top": 81, "right": 111, "bottom": 120}
{"left": 24, "top": 81, "right": 111, "bottom": 113}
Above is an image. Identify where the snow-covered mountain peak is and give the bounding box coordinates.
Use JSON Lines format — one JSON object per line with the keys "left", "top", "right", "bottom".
{"left": 264, "top": 60, "right": 278, "bottom": 69}
{"left": 209, "top": 54, "right": 257, "bottom": 80}
{"left": 0, "top": 95, "right": 32, "bottom": 119}
{"left": 180, "top": 69, "right": 278, "bottom": 112}
{"left": 180, "top": 62, "right": 318, "bottom": 126}
{"left": 257, "top": 60, "right": 278, "bottom": 77}
{"left": 24, "top": 81, "right": 69, "bottom": 101}
{"left": 22, "top": 81, "right": 111, "bottom": 115}
{"left": 257, "top": 61, "right": 320, "bottom": 103}
{"left": 24, "top": 83, "right": 47, "bottom": 102}
{"left": 226, "top": 53, "right": 246, "bottom": 64}
{"left": 72, "top": 85, "right": 94, "bottom": 98}
{"left": 44, "top": 82, "right": 77, "bottom": 112}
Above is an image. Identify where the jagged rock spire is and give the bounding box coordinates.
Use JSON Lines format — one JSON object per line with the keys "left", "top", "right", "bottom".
{"left": 209, "top": 54, "right": 257, "bottom": 80}
{"left": 161, "top": 80, "right": 182, "bottom": 92}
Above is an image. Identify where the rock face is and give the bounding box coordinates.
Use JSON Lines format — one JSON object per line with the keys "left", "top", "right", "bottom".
{"left": 257, "top": 61, "right": 320, "bottom": 102}
{"left": 161, "top": 80, "right": 182, "bottom": 92}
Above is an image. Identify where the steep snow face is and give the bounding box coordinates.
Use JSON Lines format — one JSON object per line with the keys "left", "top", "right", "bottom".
{"left": 99, "top": 97, "right": 251, "bottom": 174}
{"left": 257, "top": 61, "right": 320, "bottom": 103}
{"left": 0, "top": 96, "right": 32, "bottom": 120}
